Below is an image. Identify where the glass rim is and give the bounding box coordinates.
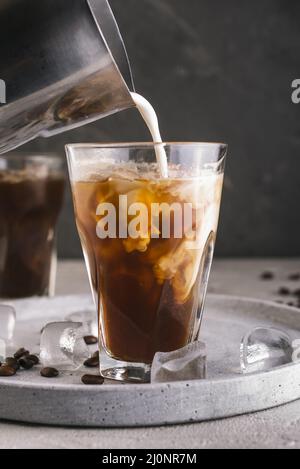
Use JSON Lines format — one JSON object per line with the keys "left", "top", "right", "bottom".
{"left": 66, "top": 141, "right": 228, "bottom": 150}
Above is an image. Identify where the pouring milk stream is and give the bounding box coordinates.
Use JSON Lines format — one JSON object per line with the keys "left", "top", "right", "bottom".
{"left": 131, "top": 93, "right": 169, "bottom": 179}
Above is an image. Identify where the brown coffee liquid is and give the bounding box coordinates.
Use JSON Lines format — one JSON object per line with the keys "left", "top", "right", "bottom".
{"left": 0, "top": 171, "right": 65, "bottom": 298}
{"left": 73, "top": 174, "right": 222, "bottom": 364}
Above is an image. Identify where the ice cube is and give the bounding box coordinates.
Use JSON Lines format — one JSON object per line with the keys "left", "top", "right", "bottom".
{"left": 40, "top": 322, "right": 90, "bottom": 371}
{"left": 151, "top": 342, "right": 207, "bottom": 383}
{"left": 64, "top": 310, "right": 98, "bottom": 338}
{"left": 240, "top": 327, "right": 294, "bottom": 374}
{"left": 0, "top": 304, "right": 16, "bottom": 341}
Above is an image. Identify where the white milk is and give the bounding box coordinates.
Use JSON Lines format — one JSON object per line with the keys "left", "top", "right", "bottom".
{"left": 131, "top": 92, "right": 168, "bottom": 178}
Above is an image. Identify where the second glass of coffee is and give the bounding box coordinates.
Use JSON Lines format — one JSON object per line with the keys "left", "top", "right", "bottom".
{"left": 0, "top": 154, "right": 65, "bottom": 299}
{"left": 66, "top": 143, "right": 226, "bottom": 382}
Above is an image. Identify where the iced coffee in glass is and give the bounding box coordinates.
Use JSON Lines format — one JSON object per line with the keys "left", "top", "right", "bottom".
{"left": 66, "top": 143, "right": 226, "bottom": 382}
{"left": 0, "top": 154, "right": 65, "bottom": 299}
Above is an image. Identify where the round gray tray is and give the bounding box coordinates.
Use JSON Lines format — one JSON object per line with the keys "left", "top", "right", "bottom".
{"left": 0, "top": 294, "right": 300, "bottom": 427}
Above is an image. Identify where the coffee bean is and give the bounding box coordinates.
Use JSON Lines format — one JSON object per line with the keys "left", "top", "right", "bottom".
{"left": 293, "top": 289, "right": 300, "bottom": 297}
{"left": 261, "top": 271, "right": 274, "bottom": 280}
{"left": 27, "top": 355, "right": 39, "bottom": 365}
{"left": 84, "top": 356, "right": 99, "bottom": 368}
{"left": 81, "top": 374, "right": 104, "bottom": 385}
{"left": 278, "top": 287, "right": 291, "bottom": 296}
{"left": 19, "top": 357, "right": 35, "bottom": 370}
{"left": 5, "top": 357, "right": 20, "bottom": 371}
{"left": 288, "top": 302, "right": 296, "bottom": 307}
{"left": 84, "top": 335, "right": 98, "bottom": 345}
{"left": 40, "top": 367, "right": 59, "bottom": 378}
{"left": 14, "top": 348, "right": 29, "bottom": 359}
{"left": 0, "top": 366, "right": 16, "bottom": 377}
{"left": 92, "top": 350, "right": 99, "bottom": 359}
{"left": 288, "top": 273, "right": 300, "bottom": 281}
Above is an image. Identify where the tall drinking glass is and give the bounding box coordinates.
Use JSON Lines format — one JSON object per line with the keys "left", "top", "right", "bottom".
{"left": 0, "top": 153, "right": 65, "bottom": 299}
{"left": 66, "top": 143, "right": 227, "bottom": 382}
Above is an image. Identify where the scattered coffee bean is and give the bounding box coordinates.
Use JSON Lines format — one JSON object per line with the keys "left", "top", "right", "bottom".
{"left": 84, "top": 355, "right": 99, "bottom": 368}
{"left": 81, "top": 374, "right": 104, "bottom": 385}
{"left": 84, "top": 335, "right": 98, "bottom": 346}
{"left": 14, "top": 348, "right": 29, "bottom": 359}
{"left": 5, "top": 357, "right": 20, "bottom": 371}
{"left": 288, "top": 273, "right": 300, "bottom": 281}
{"left": 92, "top": 350, "right": 99, "bottom": 359}
{"left": 40, "top": 367, "right": 59, "bottom": 378}
{"left": 278, "top": 287, "right": 291, "bottom": 296}
{"left": 261, "top": 271, "right": 274, "bottom": 280}
{"left": 18, "top": 357, "right": 35, "bottom": 370}
{"left": 293, "top": 289, "right": 300, "bottom": 297}
{"left": 288, "top": 302, "right": 296, "bottom": 307}
{"left": 0, "top": 366, "right": 16, "bottom": 377}
{"left": 27, "top": 354, "right": 39, "bottom": 365}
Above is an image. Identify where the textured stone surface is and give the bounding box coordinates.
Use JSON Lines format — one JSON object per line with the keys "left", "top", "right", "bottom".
{"left": 2, "top": 294, "right": 300, "bottom": 428}
{"left": 16, "top": 0, "right": 300, "bottom": 258}
{"left": 0, "top": 259, "right": 300, "bottom": 448}
{"left": 1, "top": 402, "right": 300, "bottom": 449}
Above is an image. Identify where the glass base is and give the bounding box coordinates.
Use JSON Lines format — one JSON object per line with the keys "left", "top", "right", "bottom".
{"left": 100, "top": 349, "right": 151, "bottom": 383}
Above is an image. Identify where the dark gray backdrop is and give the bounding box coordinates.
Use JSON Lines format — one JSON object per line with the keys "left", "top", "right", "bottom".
{"left": 22, "top": 0, "right": 300, "bottom": 258}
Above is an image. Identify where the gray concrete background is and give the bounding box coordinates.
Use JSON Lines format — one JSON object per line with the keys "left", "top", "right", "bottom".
{"left": 21, "top": 0, "right": 300, "bottom": 259}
